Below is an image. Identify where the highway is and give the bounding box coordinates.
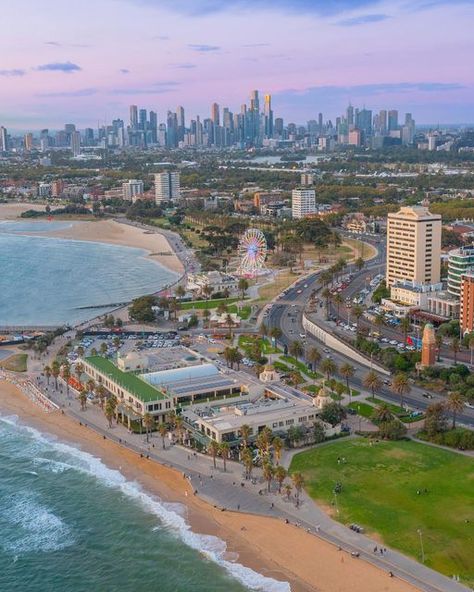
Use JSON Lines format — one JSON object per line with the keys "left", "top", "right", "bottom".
{"left": 266, "top": 239, "right": 474, "bottom": 428}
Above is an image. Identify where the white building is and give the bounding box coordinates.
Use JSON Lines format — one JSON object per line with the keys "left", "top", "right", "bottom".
{"left": 186, "top": 271, "right": 239, "bottom": 296}
{"left": 291, "top": 188, "right": 316, "bottom": 219}
{"left": 122, "top": 179, "right": 144, "bottom": 201}
{"left": 154, "top": 172, "right": 180, "bottom": 203}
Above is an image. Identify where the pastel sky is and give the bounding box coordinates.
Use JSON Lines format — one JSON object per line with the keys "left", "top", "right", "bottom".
{"left": 1, "top": 0, "right": 473, "bottom": 129}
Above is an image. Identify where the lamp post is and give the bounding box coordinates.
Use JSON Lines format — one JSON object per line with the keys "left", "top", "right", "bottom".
{"left": 417, "top": 529, "right": 425, "bottom": 563}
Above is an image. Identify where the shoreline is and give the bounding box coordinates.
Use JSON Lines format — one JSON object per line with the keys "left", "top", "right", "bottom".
{"left": 0, "top": 381, "right": 418, "bottom": 592}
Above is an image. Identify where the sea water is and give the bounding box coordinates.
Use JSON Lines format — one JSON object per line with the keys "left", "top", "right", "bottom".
{"left": 0, "top": 221, "right": 178, "bottom": 326}
{"left": 0, "top": 415, "right": 290, "bottom": 592}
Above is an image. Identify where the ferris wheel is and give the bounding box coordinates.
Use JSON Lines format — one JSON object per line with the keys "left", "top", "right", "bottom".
{"left": 237, "top": 228, "right": 268, "bottom": 277}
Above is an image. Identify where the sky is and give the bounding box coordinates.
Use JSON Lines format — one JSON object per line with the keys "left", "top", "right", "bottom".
{"left": 0, "top": 0, "right": 473, "bottom": 129}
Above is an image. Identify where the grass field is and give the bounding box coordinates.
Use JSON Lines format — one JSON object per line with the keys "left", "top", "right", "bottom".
{"left": 347, "top": 401, "right": 375, "bottom": 418}
{"left": 180, "top": 297, "right": 240, "bottom": 310}
{"left": 0, "top": 353, "right": 28, "bottom": 372}
{"left": 290, "top": 438, "right": 474, "bottom": 585}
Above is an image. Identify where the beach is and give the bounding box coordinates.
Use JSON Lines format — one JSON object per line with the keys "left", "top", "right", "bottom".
{"left": 0, "top": 381, "right": 419, "bottom": 592}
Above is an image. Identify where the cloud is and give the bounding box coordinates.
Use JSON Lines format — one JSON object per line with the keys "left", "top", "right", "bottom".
{"left": 337, "top": 13, "right": 390, "bottom": 26}
{"left": 188, "top": 44, "right": 221, "bottom": 52}
{"left": 152, "top": 35, "right": 170, "bottom": 40}
{"left": 242, "top": 42, "right": 271, "bottom": 47}
{"left": 119, "top": 68, "right": 130, "bottom": 74}
{"left": 44, "top": 41, "right": 91, "bottom": 48}
{"left": 169, "top": 62, "right": 197, "bottom": 69}
{"left": 36, "top": 88, "right": 98, "bottom": 98}
{"left": 45, "top": 41, "right": 61, "bottom": 46}
{"left": 278, "top": 82, "right": 465, "bottom": 99}
{"left": 112, "top": 81, "right": 180, "bottom": 95}
{"left": 0, "top": 69, "right": 26, "bottom": 77}
{"left": 36, "top": 61, "right": 82, "bottom": 73}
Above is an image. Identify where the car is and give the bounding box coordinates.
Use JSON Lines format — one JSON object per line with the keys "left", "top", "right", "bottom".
{"left": 465, "top": 402, "right": 474, "bottom": 409}
{"left": 299, "top": 333, "right": 306, "bottom": 339}
{"left": 389, "top": 340, "right": 398, "bottom": 346}
{"left": 296, "top": 289, "right": 302, "bottom": 294}
{"left": 422, "top": 393, "right": 433, "bottom": 399}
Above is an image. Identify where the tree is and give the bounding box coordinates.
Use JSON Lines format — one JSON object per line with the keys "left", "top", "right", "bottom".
{"left": 263, "top": 460, "right": 274, "bottom": 492}
{"left": 96, "top": 383, "right": 106, "bottom": 409}
{"left": 288, "top": 370, "right": 303, "bottom": 386}
{"left": 307, "top": 346, "right": 321, "bottom": 370}
{"left": 78, "top": 388, "right": 87, "bottom": 411}
{"left": 435, "top": 334, "right": 443, "bottom": 362}
{"left": 320, "top": 358, "right": 337, "bottom": 382}
{"left": 202, "top": 308, "right": 211, "bottom": 327}
{"left": 113, "top": 336, "right": 121, "bottom": 349}
{"left": 446, "top": 391, "right": 465, "bottom": 429}
{"left": 219, "top": 442, "right": 230, "bottom": 472}
{"left": 468, "top": 334, "right": 474, "bottom": 366}
{"left": 129, "top": 295, "right": 157, "bottom": 323}
{"left": 372, "top": 403, "right": 393, "bottom": 423}
{"left": 105, "top": 399, "right": 115, "bottom": 427}
{"left": 175, "top": 285, "right": 185, "bottom": 299}
{"left": 202, "top": 284, "right": 214, "bottom": 300}
{"left": 77, "top": 345, "right": 85, "bottom": 358}
{"left": 143, "top": 412, "right": 154, "bottom": 443}
{"left": 217, "top": 301, "right": 228, "bottom": 315}
{"left": 100, "top": 342, "right": 108, "bottom": 356}
{"left": 208, "top": 440, "right": 220, "bottom": 469}
{"left": 363, "top": 370, "right": 382, "bottom": 399}
{"left": 158, "top": 423, "right": 168, "bottom": 449}
{"left": 379, "top": 419, "right": 407, "bottom": 440}
{"left": 339, "top": 363, "right": 355, "bottom": 399}
{"left": 62, "top": 365, "right": 71, "bottom": 397}
{"left": 291, "top": 472, "right": 305, "bottom": 507}
{"left": 174, "top": 415, "right": 184, "bottom": 444}
{"left": 289, "top": 340, "right": 304, "bottom": 359}
{"left": 400, "top": 316, "right": 411, "bottom": 344}
{"left": 240, "top": 424, "right": 251, "bottom": 449}
{"left": 269, "top": 327, "right": 282, "bottom": 341}
{"left": 91, "top": 347, "right": 98, "bottom": 357}
{"left": 322, "top": 288, "right": 332, "bottom": 320}
{"left": 274, "top": 465, "right": 287, "bottom": 493}
{"left": 313, "top": 421, "right": 326, "bottom": 443}
{"left": 451, "top": 337, "right": 460, "bottom": 365}
{"left": 256, "top": 426, "right": 273, "bottom": 458}
{"left": 238, "top": 278, "right": 249, "bottom": 300}
{"left": 352, "top": 304, "right": 365, "bottom": 333}
{"left": 259, "top": 322, "right": 268, "bottom": 337}
{"left": 333, "top": 292, "right": 344, "bottom": 319}
{"left": 51, "top": 360, "right": 60, "bottom": 390}
{"left": 272, "top": 436, "right": 283, "bottom": 465}
{"left": 320, "top": 401, "right": 346, "bottom": 427}
{"left": 241, "top": 446, "right": 253, "bottom": 480}
{"left": 354, "top": 256, "right": 364, "bottom": 271}
{"left": 391, "top": 373, "right": 411, "bottom": 408}
{"left": 424, "top": 402, "right": 448, "bottom": 437}
{"left": 44, "top": 365, "right": 51, "bottom": 386}
{"left": 284, "top": 483, "right": 292, "bottom": 501}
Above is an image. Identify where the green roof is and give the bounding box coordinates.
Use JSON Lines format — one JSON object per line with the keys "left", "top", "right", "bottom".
{"left": 85, "top": 356, "right": 166, "bottom": 403}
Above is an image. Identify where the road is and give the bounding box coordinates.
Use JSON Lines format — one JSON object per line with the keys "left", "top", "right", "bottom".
{"left": 267, "top": 245, "right": 474, "bottom": 429}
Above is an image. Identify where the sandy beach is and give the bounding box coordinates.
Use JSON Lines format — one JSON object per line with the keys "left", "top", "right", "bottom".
{"left": 0, "top": 203, "right": 184, "bottom": 275}
{"left": 0, "top": 381, "right": 419, "bottom": 592}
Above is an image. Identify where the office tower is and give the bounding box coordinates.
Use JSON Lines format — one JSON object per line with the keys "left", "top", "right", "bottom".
{"left": 166, "top": 111, "right": 178, "bottom": 147}
{"left": 24, "top": 133, "right": 33, "bottom": 151}
{"left": 130, "top": 105, "right": 138, "bottom": 129}
{"left": 388, "top": 109, "right": 398, "bottom": 131}
{"left": 460, "top": 272, "right": 474, "bottom": 334}
{"left": 176, "top": 106, "right": 185, "bottom": 129}
{"left": 84, "top": 128, "right": 95, "bottom": 146}
{"left": 149, "top": 111, "right": 158, "bottom": 144}
{"left": 0, "top": 126, "right": 8, "bottom": 152}
{"left": 264, "top": 94, "right": 273, "bottom": 138}
{"left": 447, "top": 246, "right": 474, "bottom": 297}
{"left": 154, "top": 172, "right": 180, "bottom": 203}
{"left": 122, "top": 179, "right": 144, "bottom": 201}
{"left": 402, "top": 113, "right": 415, "bottom": 145}
{"left": 291, "top": 188, "right": 316, "bottom": 219}
{"left": 386, "top": 205, "right": 441, "bottom": 287}
{"left": 195, "top": 116, "right": 203, "bottom": 145}
{"left": 211, "top": 103, "right": 220, "bottom": 126}
{"left": 346, "top": 104, "right": 354, "bottom": 127}
{"left": 274, "top": 118, "right": 284, "bottom": 137}
{"left": 301, "top": 173, "right": 314, "bottom": 186}
{"left": 318, "top": 112, "right": 323, "bottom": 134}
{"left": 378, "top": 110, "right": 387, "bottom": 134}
{"left": 348, "top": 129, "right": 362, "bottom": 147}
{"left": 70, "top": 131, "right": 81, "bottom": 156}
{"left": 64, "top": 123, "right": 76, "bottom": 134}
{"left": 158, "top": 123, "right": 167, "bottom": 146}
{"left": 139, "top": 108, "right": 147, "bottom": 131}
{"left": 356, "top": 109, "right": 372, "bottom": 137}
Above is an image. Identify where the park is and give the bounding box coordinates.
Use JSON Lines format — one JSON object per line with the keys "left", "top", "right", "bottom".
{"left": 290, "top": 438, "right": 474, "bottom": 586}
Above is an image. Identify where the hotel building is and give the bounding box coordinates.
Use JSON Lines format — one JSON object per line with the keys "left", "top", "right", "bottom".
{"left": 291, "top": 188, "right": 316, "bottom": 219}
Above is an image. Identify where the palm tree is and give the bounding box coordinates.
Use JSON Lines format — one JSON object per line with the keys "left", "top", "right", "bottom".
{"left": 202, "top": 308, "right": 211, "bottom": 328}
{"left": 391, "top": 373, "right": 411, "bottom": 408}
{"left": 306, "top": 346, "right": 321, "bottom": 370}
{"left": 217, "top": 301, "right": 228, "bottom": 315}
{"left": 105, "top": 399, "right": 115, "bottom": 427}
{"left": 87, "top": 378, "right": 95, "bottom": 394}
{"left": 262, "top": 460, "right": 274, "bottom": 492}
{"left": 113, "top": 336, "right": 121, "bottom": 349}
{"left": 62, "top": 365, "right": 71, "bottom": 397}
{"left": 174, "top": 415, "right": 184, "bottom": 444}
{"left": 372, "top": 403, "right": 393, "bottom": 423}
{"left": 225, "top": 313, "right": 235, "bottom": 339}
{"left": 77, "top": 345, "right": 85, "bottom": 358}
{"left": 241, "top": 446, "right": 253, "bottom": 480}
{"left": 240, "top": 424, "right": 251, "bottom": 449}
{"left": 175, "top": 285, "right": 185, "bottom": 299}
{"left": 446, "top": 391, "right": 465, "bottom": 429}
{"left": 322, "top": 287, "right": 332, "bottom": 320}
{"left": 333, "top": 292, "right": 344, "bottom": 320}
{"left": 274, "top": 465, "right": 287, "bottom": 493}
{"left": 222, "top": 287, "right": 230, "bottom": 301}
{"left": 91, "top": 347, "right": 98, "bottom": 357}
{"left": 320, "top": 358, "right": 337, "bottom": 382}
{"left": 51, "top": 360, "right": 60, "bottom": 390}
{"left": 78, "top": 388, "right": 87, "bottom": 411}
{"left": 158, "top": 423, "right": 168, "bottom": 449}
{"left": 74, "top": 362, "right": 84, "bottom": 383}
{"left": 340, "top": 363, "right": 355, "bottom": 400}
{"left": 259, "top": 322, "right": 268, "bottom": 337}
{"left": 256, "top": 426, "right": 272, "bottom": 459}
{"left": 451, "top": 337, "right": 460, "bottom": 365}
{"left": 208, "top": 440, "right": 220, "bottom": 469}
{"left": 354, "top": 256, "right": 364, "bottom": 271}
{"left": 143, "top": 412, "right": 154, "bottom": 443}
{"left": 289, "top": 340, "right": 304, "bottom": 360}
{"left": 219, "top": 442, "right": 230, "bottom": 472}
{"left": 269, "top": 327, "right": 282, "bottom": 342}
{"left": 400, "top": 316, "right": 411, "bottom": 345}
{"left": 238, "top": 278, "right": 249, "bottom": 300}
{"left": 202, "top": 284, "right": 213, "bottom": 301}
{"left": 291, "top": 472, "right": 305, "bottom": 508}
{"left": 284, "top": 483, "right": 292, "bottom": 501}
{"left": 272, "top": 436, "right": 283, "bottom": 465}
{"left": 352, "top": 304, "right": 365, "bottom": 333}
{"left": 363, "top": 370, "right": 382, "bottom": 400}
{"left": 96, "top": 384, "right": 106, "bottom": 409}
{"left": 44, "top": 365, "right": 51, "bottom": 386}
{"left": 100, "top": 342, "right": 108, "bottom": 356}
{"left": 288, "top": 370, "right": 303, "bottom": 386}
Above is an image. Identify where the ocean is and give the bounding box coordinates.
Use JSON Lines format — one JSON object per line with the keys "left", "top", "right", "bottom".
{"left": 0, "top": 221, "right": 178, "bottom": 327}
{"left": 0, "top": 414, "right": 290, "bottom": 592}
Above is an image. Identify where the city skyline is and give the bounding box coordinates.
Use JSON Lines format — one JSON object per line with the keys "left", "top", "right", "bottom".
{"left": 1, "top": 0, "right": 473, "bottom": 128}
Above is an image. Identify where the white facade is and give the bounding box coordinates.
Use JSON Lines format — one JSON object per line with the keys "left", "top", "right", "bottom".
{"left": 154, "top": 172, "right": 180, "bottom": 203}
{"left": 122, "top": 179, "right": 144, "bottom": 201}
{"left": 291, "top": 188, "right": 316, "bottom": 219}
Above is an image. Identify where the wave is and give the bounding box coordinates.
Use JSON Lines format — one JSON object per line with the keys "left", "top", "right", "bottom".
{"left": 0, "top": 415, "right": 291, "bottom": 592}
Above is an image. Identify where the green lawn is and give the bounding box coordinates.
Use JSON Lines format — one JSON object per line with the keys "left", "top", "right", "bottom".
{"left": 238, "top": 335, "right": 280, "bottom": 355}
{"left": 281, "top": 356, "right": 322, "bottom": 379}
{"left": 347, "top": 401, "right": 375, "bottom": 418}
{"left": 290, "top": 439, "right": 474, "bottom": 586}
{"left": 228, "top": 304, "right": 252, "bottom": 320}
{"left": 181, "top": 297, "right": 240, "bottom": 310}
{"left": 0, "top": 353, "right": 28, "bottom": 372}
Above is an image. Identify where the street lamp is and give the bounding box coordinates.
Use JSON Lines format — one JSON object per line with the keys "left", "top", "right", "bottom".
{"left": 417, "top": 529, "right": 425, "bottom": 563}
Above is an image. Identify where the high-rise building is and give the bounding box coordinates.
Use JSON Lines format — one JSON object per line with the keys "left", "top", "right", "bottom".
{"left": 264, "top": 94, "right": 273, "bottom": 138}
{"left": 348, "top": 129, "right": 362, "bottom": 147}
{"left": 447, "top": 246, "right": 474, "bottom": 298}
{"left": 130, "top": 105, "right": 138, "bottom": 129}
{"left": 24, "top": 133, "right": 33, "bottom": 151}
{"left": 149, "top": 111, "right": 158, "bottom": 144}
{"left": 51, "top": 180, "right": 65, "bottom": 197}
{"left": 291, "top": 188, "right": 316, "bottom": 219}
{"left": 386, "top": 205, "right": 441, "bottom": 287}
{"left": 154, "top": 172, "right": 180, "bottom": 203}
{"left": 318, "top": 112, "right": 323, "bottom": 134}
{"left": 420, "top": 323, "right": 436, "bottom": 367}
{"left": 356, "top": 109, "right": 372, "bottom": 138}
{"left": 460, "top": 272, "right": 474, "bottom": 334}
{"left": 301, "top": 173, "right": 314, "bottom": 186}
{"left": 211, "top": 103, "right": 220, "bottom": 126}
{"left": 388, "top": 110, "right": 399, "bottom": 131}
{"left": 70, "top": 131, "right": 81, "bottom": 156}
{"left": 346, "top": 104, "right": 354, "bottom": 127}
{"left": 139, "top": 108, "right": 147, "bottom": 131}
{"left": 166, "top": 111, "right": 178, "bottom": 147}
{"left": 122, "top": 179, "right": 144, "bottom": 201}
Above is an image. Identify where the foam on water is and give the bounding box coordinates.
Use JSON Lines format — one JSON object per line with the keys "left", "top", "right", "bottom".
{"left": 0, "top": 415, "right": 291, "bottom": 592}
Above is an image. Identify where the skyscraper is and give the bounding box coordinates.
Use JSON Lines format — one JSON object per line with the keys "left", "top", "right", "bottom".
{"left": 211, "top": 103, "right": 220, "bottom": 126}
{"left": 24, "top": 133, "right": 33, "bottom": 151}
{"left": 346, "top": 104, "right": 354, "bottom": 127}
{"left": 388, "top": 110, "right": 399, "bottom": 131}
{"left": 139, "top": 108, "right": 147, "bottom": 131}
{"left": 264, "top": 94, "right": 273, "bottom": 138}
{"left": 149, "top": 111, "right": 158, "bottom": 144}
{"left": 70, "top": 131, "right": 81, "bottom": 156}
{"left": 154, "top": 172, "right": 180, "bottom": 203}
{"left": 0, "top": 126, "right": 8, "bottom": 152}
{"left": 292, "top": 189, "right": 316, "bottom": 219}
{"left": 130, "top": 105, "right": 138, "bottom": 129}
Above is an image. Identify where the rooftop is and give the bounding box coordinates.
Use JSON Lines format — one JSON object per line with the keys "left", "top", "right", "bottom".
{"left": 85, "top": 356, "right": 166, "bottom": 402}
